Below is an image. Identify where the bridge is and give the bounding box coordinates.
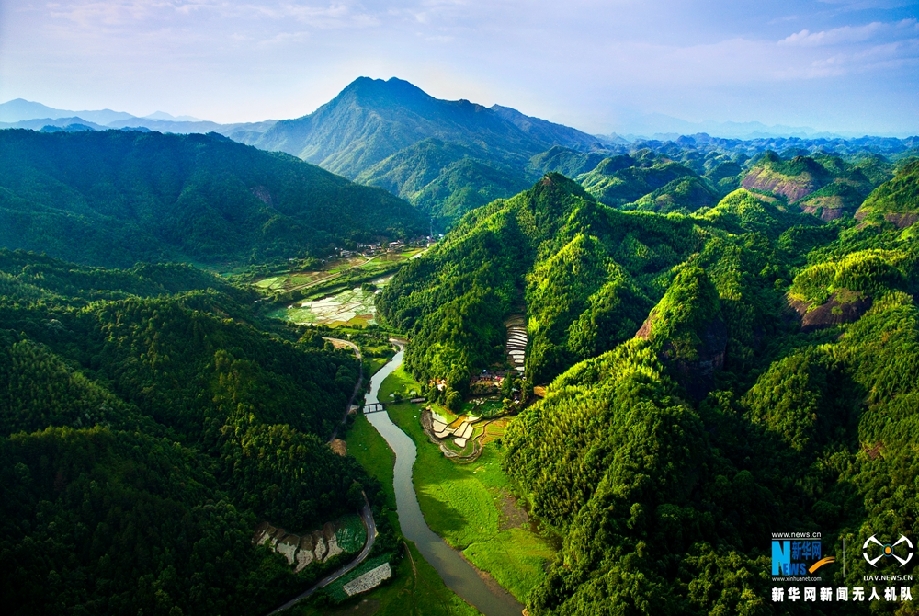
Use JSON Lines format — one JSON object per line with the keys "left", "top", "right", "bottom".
{"left": 363, "top": 403, "right": 385, "bottom": 414}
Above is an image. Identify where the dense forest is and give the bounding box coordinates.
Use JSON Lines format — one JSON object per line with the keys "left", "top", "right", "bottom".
{"left": 0, "top": 130, "right": 426, "bottom": 268}
{"left": 378, "top": 154, "right": 919, "bottom": 613}
{"left": 0, "top": 250, "right": 375, "bottom": 614}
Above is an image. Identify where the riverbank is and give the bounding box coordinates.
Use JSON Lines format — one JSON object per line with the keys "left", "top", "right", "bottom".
{"left": 363, "top": 350, "right": 523, "bottom": 616}
{"left": 376, "top": 364, "right": 554, "bottom": 603}
{"left": 313, "top": 413, "right": 482, "bottom": 616}
{"left": 384, "top": 399, "right": 554, "bottom": 603}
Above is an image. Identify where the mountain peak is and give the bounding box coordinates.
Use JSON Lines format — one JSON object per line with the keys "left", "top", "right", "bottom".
{"left": 339, "top": 76, "right": 430, "bottom": 104}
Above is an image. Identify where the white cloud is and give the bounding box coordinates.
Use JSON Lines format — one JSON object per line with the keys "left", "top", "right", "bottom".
{"left": 44, "top": 1, "right": 381, "bottom": 30}
{"left": 780, "top": 18, "right": 918, "bottom": 46}
{"left": 3, "top": 1, "right": 918, "bottom": 133}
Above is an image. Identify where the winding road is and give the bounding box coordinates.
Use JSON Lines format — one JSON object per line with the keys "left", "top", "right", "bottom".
{"left": 324, "top": 337, "right": 363, "bottom": 442}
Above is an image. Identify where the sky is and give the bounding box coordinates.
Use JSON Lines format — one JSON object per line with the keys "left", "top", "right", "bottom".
{"left": 1, "top": 0, "right": 918, "bottom": 136}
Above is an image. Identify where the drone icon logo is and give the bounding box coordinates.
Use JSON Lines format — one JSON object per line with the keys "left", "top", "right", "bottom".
{"left": 863, "top": 535, "right": 914, "bottom": 567}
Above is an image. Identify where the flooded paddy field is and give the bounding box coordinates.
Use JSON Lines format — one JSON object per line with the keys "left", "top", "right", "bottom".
{"left": 272, "top": 276, "right": 392, "bottom": 327}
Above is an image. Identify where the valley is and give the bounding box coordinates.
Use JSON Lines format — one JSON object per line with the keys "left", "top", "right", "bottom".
{"left": 1, "top": 78, "right": 918, "bottom": 616}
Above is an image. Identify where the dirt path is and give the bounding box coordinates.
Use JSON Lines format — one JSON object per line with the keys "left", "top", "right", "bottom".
{"left": 324, "top": 337, "right": 363, "bottom": 442}
{"left": 285, "top": 257, "right": 373, "bottom": 294}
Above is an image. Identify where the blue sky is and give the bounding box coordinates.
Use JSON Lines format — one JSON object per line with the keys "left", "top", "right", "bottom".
{"left": 1, "top": 0, "right": 917, "bottom": 135}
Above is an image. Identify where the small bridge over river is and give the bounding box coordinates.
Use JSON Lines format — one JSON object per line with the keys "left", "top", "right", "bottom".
{"left": 363, "top": 403, "right": 385, "bottom": 414}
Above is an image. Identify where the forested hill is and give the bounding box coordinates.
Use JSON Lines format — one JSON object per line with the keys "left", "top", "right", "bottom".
{"left": 378, "top": 164, "right": 919, "bottom": 613}
{"left": 0, "top": 129, "right": 426, "bottom": 268}
{"left": 0, "top": 250, "right": 375, "bottom": 614}
{"left": 378, "top": 171, "right": 818, "bottom": 395}
{"left": 252, "top": 77, "right": 605, "bottom": 227}
{"left": 248, "top": 79, "right": 917, "bottom": 229}
{"left": 255, "top": 76, "right": 601, "bottom": 178}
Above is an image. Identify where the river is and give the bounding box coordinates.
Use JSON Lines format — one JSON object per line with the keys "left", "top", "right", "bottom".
{"left": 365, "top": 349, "right": 524, "bottom": 616}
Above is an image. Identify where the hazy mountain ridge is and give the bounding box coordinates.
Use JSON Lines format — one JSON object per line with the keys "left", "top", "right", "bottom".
{"left": 0, "top": 98, "right": 277, "bottom": 139}
{"left": 254, "top": 77, "right": 603, "bottom": 174}
{"left": 5, "top": 85, "right": 918, "bottom": 231}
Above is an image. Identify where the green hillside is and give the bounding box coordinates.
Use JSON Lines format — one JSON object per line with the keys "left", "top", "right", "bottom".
{"left": 855, "top": 159, "right": 919, "bottom": 228}
{"left": 355, "top": 138, "right": 531, "bottom": 227}
{"left": 527, "top": 145, "right": 608, "bottom": 178}
{"left": 575, "top": 151, "right": 718, "bottom": 211}
{"left": 741, "top": 151, "right": 887, "bottom": 220}
{"left": 377, "top": 174, "right": 816, "bottom": 397}
{"left": 0, "top": 251, "right": 374, "bottom": 614}
{"left": 380, "top": 166, "right": 919, "bottom": 614}
{"left": 0, "top": 129, "right": 426, "bottom": 268}
{"left": 255, "top": 77, "right": 601, "bottom": 178}
{"left": 243, "top": 78, "right": 918, "bottom": 230}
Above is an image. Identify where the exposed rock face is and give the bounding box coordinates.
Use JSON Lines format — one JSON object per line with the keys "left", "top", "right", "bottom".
{"left": 801, "top": 202, "right": 848, "bottom": 221}
{"left": 634, "top": 316, "right": 653, "bottom": 340}
{"left": 885, "top": 212, "right": 918, "bottom": 228}
{"left": 789, "top": 293, "right": 872, "bottom": 332}
{"left": 854, "top": 159, "right": 919, "bottom": 229}
{"left": 741, "top": 167, "right": 823, "bottom": 203}
{"left": 250, "top": 185, "right": 273, "bottom": 206}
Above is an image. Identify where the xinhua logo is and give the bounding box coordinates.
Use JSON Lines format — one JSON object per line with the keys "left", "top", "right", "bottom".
{"left": 772, "top": 535, "right": 834, "bottom": 577}
{"left": 863, "top": 535, "right": 914, "bottom": 568}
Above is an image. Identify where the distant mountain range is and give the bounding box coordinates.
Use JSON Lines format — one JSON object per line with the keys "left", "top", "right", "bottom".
{"left": 251, "top": 77, "right": 605, "bottom": 173}
{"left": 0, "top": 98, "right": 276, "bottom": 141}
{"left": 605, "top": 109, "right": 908, "bottom": 140}
{"left": 4, "top": 80, "right": 919, "bottom": 229}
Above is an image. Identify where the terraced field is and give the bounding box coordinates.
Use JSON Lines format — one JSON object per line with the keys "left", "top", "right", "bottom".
{"left": 505, "top": 315, "right": 526, "bottom": 373}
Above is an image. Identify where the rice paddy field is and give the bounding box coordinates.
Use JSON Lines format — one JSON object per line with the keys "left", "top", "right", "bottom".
{"left": 254, "top": 248, "right": 426, "bottom": 297}
{"left": 279, "top": 283, "right": 385, "bottom": 327}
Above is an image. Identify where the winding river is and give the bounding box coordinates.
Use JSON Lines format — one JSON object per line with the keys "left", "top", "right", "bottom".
{"left": 365, "top": 349, "right": 524, "bottom": 616}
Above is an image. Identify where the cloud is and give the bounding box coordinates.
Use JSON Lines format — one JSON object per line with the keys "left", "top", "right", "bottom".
{"left": 780, "top": 18, "right": 919, "bottom": 46}
{"left": 4, "top": 1, "right": 918, "bottom": 133}
{"left": 44, "top": 1, "right": 381, "bottom": 31}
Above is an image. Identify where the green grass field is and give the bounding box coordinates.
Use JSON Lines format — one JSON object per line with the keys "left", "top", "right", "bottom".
{"left": 378, "top": 365, "right": 424, "bottom": 402}
{"left": 293, "top": 542, "right": 480, "bottom": 616}
{"left": 347, "top": 414, "right": 396, "bottom": 510}
{"left": 335, "top": 514, "right": 368, "bottom": 553}
{"left": 461, "top": 399, "right": 504, "bottom": 417}
{"left": 366, "top": 357, "right": 389, "bottom": 376}
{"left": 380, "top": 374, "right": 555, "bottom": 603}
